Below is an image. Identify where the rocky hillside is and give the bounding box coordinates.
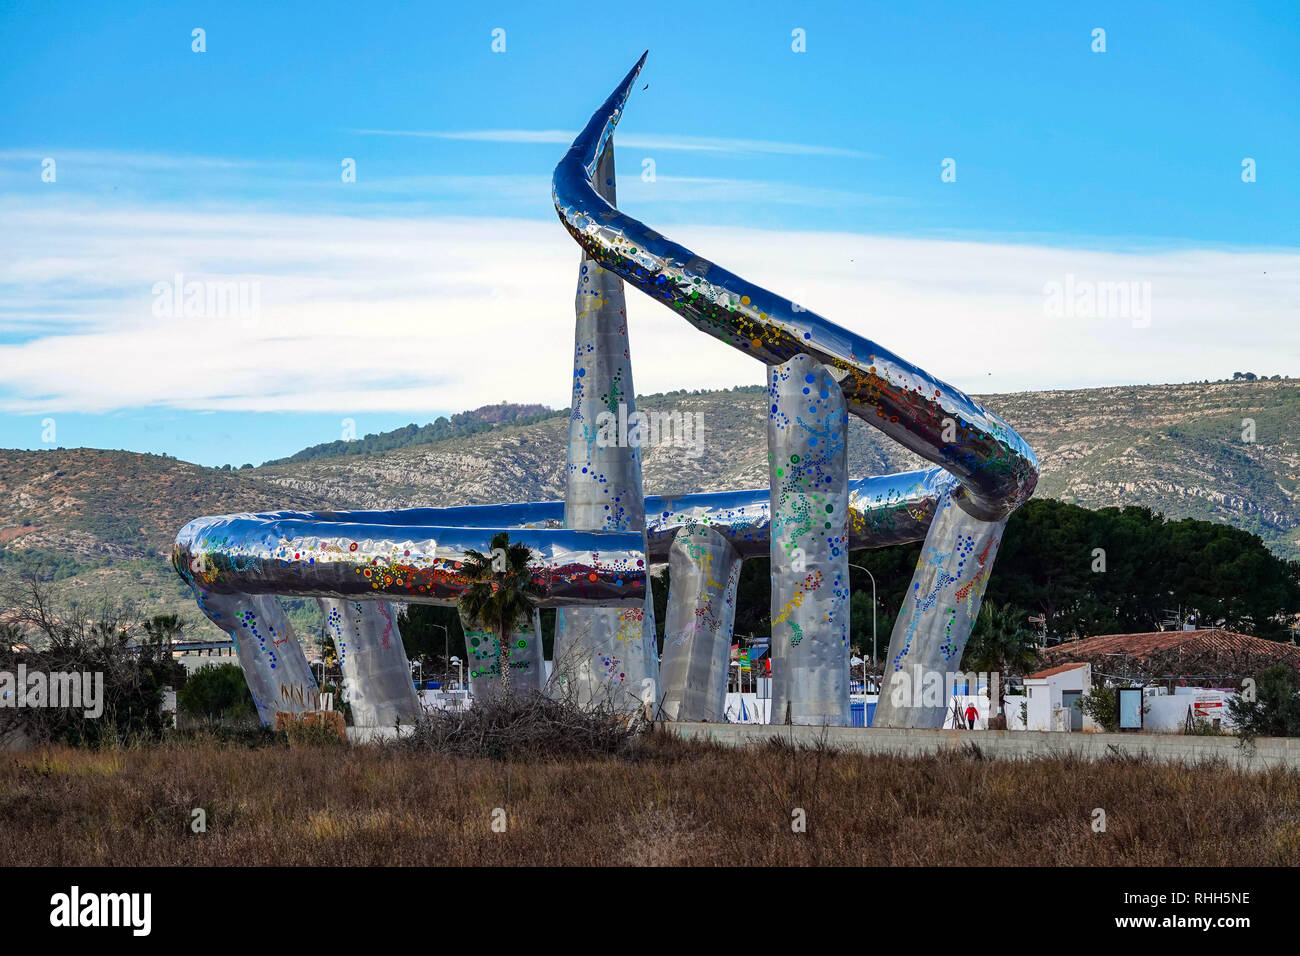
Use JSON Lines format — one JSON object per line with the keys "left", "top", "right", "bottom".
{"left": 1, "top": 379, "right": 1296, "bottom": 635}
{"left": 0, "top": 449, "right": 326, "bottom": 622}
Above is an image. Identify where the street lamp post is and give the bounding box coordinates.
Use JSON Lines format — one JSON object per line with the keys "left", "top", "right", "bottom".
{"left": 428, "top": 623, "right": 449, "bottom": 684}
{"left": 848, "top": 564, "right": 878, "bottom": 670}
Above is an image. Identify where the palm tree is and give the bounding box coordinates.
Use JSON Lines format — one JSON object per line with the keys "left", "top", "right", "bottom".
{"left": 457, "top": 532, "right": 543, "bottom": 694}
{"left": 962, "top": 601, "right": 1040, "bottom": 724}
{"left": 143, "top": 613, "right": 185, "bottom": 657}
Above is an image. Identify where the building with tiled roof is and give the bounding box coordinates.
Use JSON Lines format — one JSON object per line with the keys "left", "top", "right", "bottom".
{"left": 1042, "top": 628, "right": 1300, "bottom": 684}
{"left": 1026, "top": 661, "right": 1090, "bottom": 681}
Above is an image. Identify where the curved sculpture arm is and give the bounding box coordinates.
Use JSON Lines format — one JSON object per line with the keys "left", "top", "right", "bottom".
{"left": 173, "top": 516, "right": 646, "bottom": 607}
{"left": 174, "top": 467, "right": 956, "bottom": 561}
{"left": 552, "top": 55, "right": 1037, "bottom": 520}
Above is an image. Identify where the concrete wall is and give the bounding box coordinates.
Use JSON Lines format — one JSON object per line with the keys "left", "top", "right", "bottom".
{"left": 1003, "top": 693, "right": 1028, "bottom": 731}
{"left": 667, "top": 721, "right": 1300, "bottom": 771}
{"left": 176, "top": 652, "right": 239, "bottom": 674}
{"left": 722, "top": 692, "right": 771, "bottom": 724}
{"left": 1144, "top": 690, "right": 1238, "bottom": 733}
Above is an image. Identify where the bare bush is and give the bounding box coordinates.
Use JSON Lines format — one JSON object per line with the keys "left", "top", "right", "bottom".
{"left": 401, "top": 690, "right": 650, "bottom": 760}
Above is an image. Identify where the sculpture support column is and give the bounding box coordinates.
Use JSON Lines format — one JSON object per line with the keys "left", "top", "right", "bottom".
{"left": 459, "top": 607, "right": 546, "bottom": 700}
{"left": 195, "top": 590, "right": 319, "bottom": 726}
{"left": 872, "top": 489, "right": 1006, "bottom": 728}
{"left": 768, "top": 355, "right": 851, "bottom": 725}
{"left": 553, "top": 138, "right": 658, "bottom": 713}
{"left": 659, "top": 526, "right": 743, "bottom": 722}
{"left": 318, "top": 598, "right": 421, "bottom": 728}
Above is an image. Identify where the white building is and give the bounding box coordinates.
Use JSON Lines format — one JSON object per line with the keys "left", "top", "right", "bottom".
{"left": 1023, "top": 662, "right": 1092, "bottom": 731}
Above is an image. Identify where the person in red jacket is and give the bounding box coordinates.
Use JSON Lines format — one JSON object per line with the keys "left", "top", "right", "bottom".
{"left": 964, "top": 703, "right": 979, "bottom": 729}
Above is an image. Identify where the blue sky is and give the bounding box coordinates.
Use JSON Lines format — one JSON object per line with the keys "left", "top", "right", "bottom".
{"left": 1, "top": 0, "right": 1297, "bottom": 466}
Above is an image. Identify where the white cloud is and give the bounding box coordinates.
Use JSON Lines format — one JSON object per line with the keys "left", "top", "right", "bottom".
{"left": 0, "top": 197, "right": 1295, "bottom": 418}
{"left": 620, "top": 176, "right": 891, "bottom": 207}
{"left": 0, "top": 148, "right": 279, "bottom": 170}
{"left": 348, "top": 128, "right": 874, "bottom": 158}
{"left": 0, "top": 146, "right": 878, "bottom": 212}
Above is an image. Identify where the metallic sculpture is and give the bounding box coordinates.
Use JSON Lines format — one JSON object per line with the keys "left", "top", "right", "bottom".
{"left": 174, "top": 517, "right": 646, "bottom": 726}
{"left": 554, "top": 140, "right": 660, "bottom": 713}
{"left": 552, "top": 54, "right": 1038, "bottom": 726}
{"left": 767, "top": 356, "right": 851, "bottom": 725}
{"left": 216, "top": 469, "right": 951, "bottom": 557}
{"left": 873, "top": 489, "right": 1005, "bottom": 727}
{"left": 176, "top": 473, "right": 937, "bottom": 722}
{"left": 175, "top": 469, "right": 987, "bottom": 727}
{"left": 659, "top": 525, "right": 742, "bottom": 721}
{"left": 194, "top": 590, "right": 319, "bottom": 725}
{"left": 174, "top": 53, "right": 1036, "bottom": 730}
{"left": 319, "top": 598, "right": 422, "bottom": 728}
{"left": 175, "top": 517, "right": 647, "bottom": 607}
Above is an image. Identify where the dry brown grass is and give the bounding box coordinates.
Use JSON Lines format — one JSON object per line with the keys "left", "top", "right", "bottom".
{"left": 2, "top": 732, "right": 1298, "bottom": 866}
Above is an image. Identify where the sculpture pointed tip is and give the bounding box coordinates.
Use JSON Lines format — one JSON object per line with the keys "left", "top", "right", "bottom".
{"left": 605, "top": 53, "right": 648, "bottom": 113}
{"left": 626, "top": 50, "right": 648, "bottom": 84}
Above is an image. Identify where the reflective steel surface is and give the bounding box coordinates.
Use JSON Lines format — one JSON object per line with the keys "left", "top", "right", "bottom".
{"left": 659, "top": 525, "right": 742, "bottom": 723}
{"left": 553, "top": 54, "right": 1037, "bottom": 521}
{"left": 768, "top": 355, "right": 851, "bottom": 725}
{"left": 556, "top": 139, "right": 660, "bottom": 710}
{"left": 174, "top": 517, "right": 646, "bottom": 607}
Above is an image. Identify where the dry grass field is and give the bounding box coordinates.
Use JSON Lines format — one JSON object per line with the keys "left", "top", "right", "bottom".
{"left": 2, "top": 732, "right": 1299, "bottom": 866}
